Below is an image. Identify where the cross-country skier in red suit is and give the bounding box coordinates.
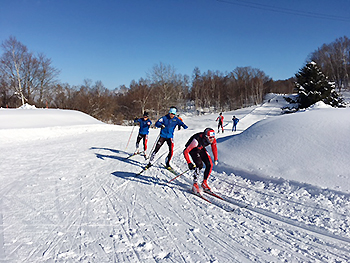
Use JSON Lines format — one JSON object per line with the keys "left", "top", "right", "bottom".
{"left": 183, "top": 128, "right": 218, "bottom": 194}
{"left": 216, "top": 112, "right": 224, "bottom": 133}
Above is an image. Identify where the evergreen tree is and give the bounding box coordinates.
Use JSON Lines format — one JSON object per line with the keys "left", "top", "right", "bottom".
{"left": 294, "top": 61, "right": 345, "bottom": 109}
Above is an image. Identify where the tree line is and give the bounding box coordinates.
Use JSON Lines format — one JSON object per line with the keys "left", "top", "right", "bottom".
{"left": 1, "top": 36, "right": 349, "bottom": 124}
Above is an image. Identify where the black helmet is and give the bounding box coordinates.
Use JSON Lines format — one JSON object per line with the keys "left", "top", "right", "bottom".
{"left": 143, "top": 111, "right": 149, "bottom": 117}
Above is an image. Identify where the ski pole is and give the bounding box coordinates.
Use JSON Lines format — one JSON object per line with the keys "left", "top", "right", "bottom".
{"left": 148, "top": 131, "right": 161, "bottom": 158}
{"left": 125, "top": 125, "right": 135, "bottom": 151}
{"left": 167, "top": 169, "right": 190, "bottom": 184}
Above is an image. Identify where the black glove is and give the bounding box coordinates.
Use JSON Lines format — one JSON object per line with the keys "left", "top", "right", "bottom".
{"left": 160, "top": 124, "right": 166, "bottom": 129}
{"left": 188, "top": 163, "right": 196, "bottom": 170}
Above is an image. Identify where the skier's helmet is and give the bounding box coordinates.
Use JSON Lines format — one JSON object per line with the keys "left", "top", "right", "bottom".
{"left": 143, "top": 111, "right": 149, "bottom": 117}
{"left": 204, "top": 128, "right": 215, "bottom": 143}
{"left": 169, "top": 107, "right": 177, "bottom": 115}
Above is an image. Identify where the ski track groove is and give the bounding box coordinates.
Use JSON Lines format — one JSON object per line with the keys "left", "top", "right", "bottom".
{"left": 169, "top": 172, "right": 274, "bottom": 262}
{"left": 215, "top": 177, "right": 350, "bottom": 243}
{"left": 160, "top": 168, "right": 253, "bottom": 262}
{"left": 163, "top": 154, "right": 350, "bottom": 262}
{"left": 139, "top": 164, "right": 241, "bottom": 261}
{"left": 100, "top": 183, "right": 143, "bottom": 263}
{"left": 220, "top": 176, "right": 350, "bottom": 218}
{"left": 169, "top": 149, "right": 350, "bottom": 242}
{"left": 250, "top": 208, "right": 350, "bottom": 259}
{"left": 148, "top": 204, "right": 188, "bottom": 263}
{"left": 92, "top": 173, "right": 118, "bottom": 263}
{"left": 35, "top": 171, "right": 106, "bottom": 261}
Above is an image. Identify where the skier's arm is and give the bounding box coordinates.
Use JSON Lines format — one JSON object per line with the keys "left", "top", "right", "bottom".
{"left": 183, "top": 139, "right": 198, "bottom": 163}
{"left": 155, "top": 117, "right": 164, "bottom": 128}
{"left": 178, "top": 118, "right": 188, "bottom": 129}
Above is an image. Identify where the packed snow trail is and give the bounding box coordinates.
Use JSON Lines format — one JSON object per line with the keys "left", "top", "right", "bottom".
{"left": 1, "top": 94, "right": 350, "bottom": 262}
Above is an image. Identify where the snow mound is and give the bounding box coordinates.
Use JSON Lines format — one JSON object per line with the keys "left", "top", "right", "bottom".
{"left": 18, "top": 103, "right": 37, "bottom": 109}
{"left": 307, "top": 101, "right": 333, "bottom": 110}
{"left": 0, "top": 108, "right": 104, "bottom": 129}
{"left": 219, "top": 107, "right": 350, "bottom": 191}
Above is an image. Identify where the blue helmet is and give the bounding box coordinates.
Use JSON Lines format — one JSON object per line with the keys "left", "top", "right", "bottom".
{"left": 169, "top": 107, "right": 177, "bottom": 115}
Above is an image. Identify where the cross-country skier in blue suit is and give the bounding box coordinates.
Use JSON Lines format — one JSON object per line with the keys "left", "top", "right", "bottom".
{"left": 145, "top": 106, "right": 188, "bottom": 169}
{"left": 232, "top": 115, "right": 239, "bottom": 132}
{"left": 133, "top": 111, "right": 152, "bottom": 157}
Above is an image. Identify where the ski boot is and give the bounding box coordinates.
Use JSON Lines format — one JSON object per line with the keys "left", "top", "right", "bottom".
{"left": 165, "top": 157, "right": 171, "bottom": 170}
{"left": 192, "top": 182, "right": 201, "bottom": 194}
{"left": 144, "top": 162, "right": 152, "bottom": 170}
{"left": 201, "top": 180, "right": 211, "bottom": 192}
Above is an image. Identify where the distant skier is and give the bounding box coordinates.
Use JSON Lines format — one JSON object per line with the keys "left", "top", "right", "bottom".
{"left": 183, "top": 128, "right": 218, "bottom": 194}
{"left": 232, "top": 115, "right": 239, "bottom": 132}
{"left": 134, "top": 111, "right": 152, "bottom": 158}
{"left": 145, "top": 106, "right": 188, "bottom": 169}
{"left": 216, "top": 112, "right": 224, "bottom": 133}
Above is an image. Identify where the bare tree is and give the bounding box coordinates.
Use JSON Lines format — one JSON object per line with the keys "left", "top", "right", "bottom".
{"left": 309, "top": 36, "right": 350, "bottom": 92}
{"left": 129, "top": 78, "right": 152, "bottom": 115}
{"left": 36, "top": 53, "right": 60, "bottom": 106}
{"left": 0, "top": 36, "right": 60, "bottom": 106}
{"left": 147, "top": 62, "right": 178, "bottom": 117}
{"left": 0, "top": 36, "right": 28, "bottom": 105}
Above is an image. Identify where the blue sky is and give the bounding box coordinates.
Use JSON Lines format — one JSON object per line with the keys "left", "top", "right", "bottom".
{"left": 1, "top": 0, "right": 349, "bottom": 90}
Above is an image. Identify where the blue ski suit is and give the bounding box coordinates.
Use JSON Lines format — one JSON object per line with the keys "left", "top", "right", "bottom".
{"left": 155, "top": 114, "right": 188, "bottom": 138}
{"left": 134, "top": 118, "right": 152, "bottom": 135}
{"left": 149, "top": 114, "right": 188, "bottom": 166}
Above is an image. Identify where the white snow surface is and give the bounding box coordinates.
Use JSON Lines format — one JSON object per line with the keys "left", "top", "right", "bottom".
{"left": 1, "top": 94, "right": 350, "bottom": 262}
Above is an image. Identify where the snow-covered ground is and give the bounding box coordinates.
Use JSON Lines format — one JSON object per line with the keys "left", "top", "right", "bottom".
{"left": 1, "top": 94, "right": 350, "bottom": 262}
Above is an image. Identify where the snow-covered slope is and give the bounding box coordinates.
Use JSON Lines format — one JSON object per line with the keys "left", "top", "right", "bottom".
{"left": 0, "top": 104, "right": 103, "bottom": 129}
{"left": 1, "top": 95, "right": 349, "bottom": 262}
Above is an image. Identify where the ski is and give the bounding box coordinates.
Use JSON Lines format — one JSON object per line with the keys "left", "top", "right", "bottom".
{"left": 162, "top": 164, "right": 177, "bottom": 174}
{"left": 136, "top": 169, "right": 145, "bottom": 176}
{"left": 136, "top": 163, "right": 152, "bottom": 176}
{"left": 190, "top": 190, "right": 211, "bottom": 203}
{"left": 203, "top": 189, "right": 224, "bottom": 200}
{"left": 203, "top": 189, "right": 248, "bottom": 209}
{"left": 191, "top": 190, "right": 239, "bottom": 212}
{"left": 125, "top": 152, "right": 140, "bottom": 159}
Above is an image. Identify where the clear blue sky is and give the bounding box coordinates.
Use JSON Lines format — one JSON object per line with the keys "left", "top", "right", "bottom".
{"left": 1, "top": 0, "right": 349, "bottom": 90}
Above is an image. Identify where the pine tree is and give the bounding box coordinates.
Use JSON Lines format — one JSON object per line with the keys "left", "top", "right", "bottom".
{"left": 295, "top": 61, "right": 345, "bottom": 109}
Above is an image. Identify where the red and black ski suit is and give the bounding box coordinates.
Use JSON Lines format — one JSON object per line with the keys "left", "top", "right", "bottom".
{"left": 183, "top": 132, "right": 218, "bottom": 181}
{"left": 216, "top": 114, "right": 224, "bottom": 133}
